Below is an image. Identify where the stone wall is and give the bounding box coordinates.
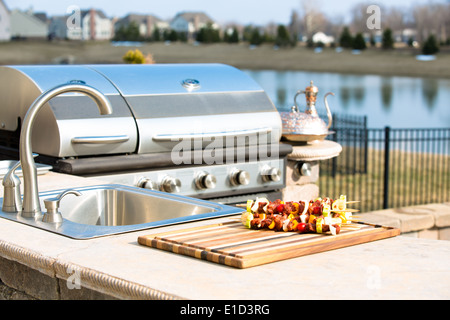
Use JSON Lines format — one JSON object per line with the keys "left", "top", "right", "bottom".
{"left": 0, "top": 255, "right": 117, "bottom": 300}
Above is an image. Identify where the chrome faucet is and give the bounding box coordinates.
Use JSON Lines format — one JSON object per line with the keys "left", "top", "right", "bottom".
{"left": 19, "top": 82, "right": 113, "bottom": 218}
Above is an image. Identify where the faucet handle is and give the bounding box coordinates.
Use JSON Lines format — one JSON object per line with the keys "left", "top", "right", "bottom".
{"left": 2, "top": 160, "right": 23, "bottom": 213}
{"left": 2, "top": 160, "right": 22, "bottom": 187}
{"left": 42, "top": 189, "right": 82, "bottom": 223}
{"left": 3, "top": 153, "right": 38, "bottom": 187}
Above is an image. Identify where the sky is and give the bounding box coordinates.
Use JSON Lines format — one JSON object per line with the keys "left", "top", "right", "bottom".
{"left": 3, "top": 0, "right": 443, "bottom": 25}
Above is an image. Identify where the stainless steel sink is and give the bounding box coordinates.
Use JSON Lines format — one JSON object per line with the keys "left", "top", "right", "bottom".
{"left": 0, "top": 184, "right": 243, "bottom": 239}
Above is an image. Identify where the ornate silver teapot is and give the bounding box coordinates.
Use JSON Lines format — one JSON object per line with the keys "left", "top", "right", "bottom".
{"left": 280, "top": 81, "right": 334, "bottom": 142}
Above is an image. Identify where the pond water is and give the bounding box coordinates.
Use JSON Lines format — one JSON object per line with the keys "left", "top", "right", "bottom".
{"left": 244, "top": 70, "right": 450, "bottom": 129}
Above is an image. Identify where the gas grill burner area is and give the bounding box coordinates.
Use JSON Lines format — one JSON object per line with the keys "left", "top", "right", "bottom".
{"left": 0, "top": 64, "right": 293, "bottom": 204}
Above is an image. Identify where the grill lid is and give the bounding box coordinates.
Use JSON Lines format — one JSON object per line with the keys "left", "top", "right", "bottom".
{"left": 0, "top": 65, "right": 138, "bottom": 157}
{"left": 90, "top": 64, "right": 281, "bottom": 154}
{"left": 0, "top": 64, "right": 281, "bottom": 158}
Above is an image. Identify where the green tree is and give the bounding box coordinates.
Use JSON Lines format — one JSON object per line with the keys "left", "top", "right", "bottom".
{"left": 275, "top": 24, "right": 291, "bottom": 47}
{"left": 152, "top": 26, "right": 161, "bottom": 41}
{"left": 290, "top": 33, "right": 298, "bottom": 47}
{"left": 407, "top": 37, "right": 414, "bottom": 47}
{"left": 370, "top": 34, "right": 376, "bottom": 47}
{"left": 229, "top": 28, "right": 239, "bottom": 43}
{"left": 249, "top": 28, "right": 263, "bottom": 45}
{"left": 113, "top": 21, "right": 141, "bottom": 41}
{"left": 224, "top": 27, "right": 239, "bottom": 43}
{"left": 353, "top": 33, "right": 367, "bottom": 50}
{"left": 422, "top": 34, "right": 439, "bottom": 55}
{"left": 164, "top": 29, "right": 178, "bottom": 42}
{"left": 339, "top": 26, "right": 353, "bottom": 48}
{"left": 243, "top": 25, "right": 264, "bottom": 45}
{"left": 196, "top": 22, "right": 221, "bottom": 43}
{"left": 178, "top": 32, "right": 187, "bottom": 42}
{"left": 382, "top": 28, "right": 394, "bottom": 49}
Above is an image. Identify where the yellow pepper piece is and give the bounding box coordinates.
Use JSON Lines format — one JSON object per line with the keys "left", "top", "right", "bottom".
{"left": 246, "top": 200, "right": 254, "bottom": 212}
{"left": 316, "top": 218, "right": 323, "bottom": 233}
{"left": 309, "top": 215, "right": 316, "bottom": 223}
{"left": 291, "top": 220, "right": 299, "bottom": 231}
{"left": 288, "top": 213, "right": 295, "bottom": 221}
{"left": 268, "top": 220, "right": 276, "bottom": 229}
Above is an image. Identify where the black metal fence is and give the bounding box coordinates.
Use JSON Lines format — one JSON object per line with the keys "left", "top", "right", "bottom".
{"left": 319, "top": 126, "right": 450, "bottom": 213}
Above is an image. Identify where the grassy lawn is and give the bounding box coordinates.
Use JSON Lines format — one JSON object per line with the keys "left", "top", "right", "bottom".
{"left": 0, "top": 40, "right": 449, "bottom": 79}
{"left": 319, "top": 146, "right": 450, "bottom": 212}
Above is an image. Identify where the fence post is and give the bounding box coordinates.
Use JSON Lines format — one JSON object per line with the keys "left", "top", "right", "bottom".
{"left": 383, "top": 126, "right": 390, "bottom": 209}
{"left": 363, "top": 116, "right": 368, "bottom": 174}
{"left": 331, "top": 115, "right": 338, "bottom": 178}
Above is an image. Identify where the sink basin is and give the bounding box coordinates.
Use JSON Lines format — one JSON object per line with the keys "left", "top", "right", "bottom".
{"left": 0, "top": 184, "right": 243, "bottom": 239}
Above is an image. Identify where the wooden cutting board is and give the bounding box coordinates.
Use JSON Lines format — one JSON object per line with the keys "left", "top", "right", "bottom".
{"left": 138, "top": 218, "right": 400, "bottom": 269}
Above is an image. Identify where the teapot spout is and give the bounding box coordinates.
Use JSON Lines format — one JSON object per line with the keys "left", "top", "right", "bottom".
{"left": 324, "top": 92, "right": 334, "bottom": 129}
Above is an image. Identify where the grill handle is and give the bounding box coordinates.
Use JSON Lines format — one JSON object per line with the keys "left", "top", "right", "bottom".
{"left": 152, "top": 127, "right": 273, "bottom": 142}
{"left": 71, "top": 135, "right": 130, "bottom": 144}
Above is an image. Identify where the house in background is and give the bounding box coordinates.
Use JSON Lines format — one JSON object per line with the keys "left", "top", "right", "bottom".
{"left": 0, "top": 0, "right": 10, "bottom": 41}
{"left": 50, "top": 8, "right": 112, "bottom": 40}
{"left": 10, "top": 9, "right": 48, "bottom": 39}
{"left": 79, "top": 9, "right": 111, "bottom": 40}
{"left": 114, "top": 13, "right": 168, "bottom": 39}
{"left": 170, "top": 12, "right": 218, "bottom": 39}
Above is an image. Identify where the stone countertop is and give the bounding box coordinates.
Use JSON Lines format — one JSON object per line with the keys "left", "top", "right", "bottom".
{"left": 0, "top": 172, "right": 449, "bottom": 300}
{"left": 361, "top": 203, "right": 450, "bottom": 233}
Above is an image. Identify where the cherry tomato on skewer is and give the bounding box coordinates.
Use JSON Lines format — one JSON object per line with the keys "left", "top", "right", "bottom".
{"left": 297, "top": 223, "right": 307, "bottom": 233}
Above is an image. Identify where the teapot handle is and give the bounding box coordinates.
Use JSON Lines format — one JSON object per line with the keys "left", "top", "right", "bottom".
{"left": 292, "top": 90, "right": 305, "bottom": 113}
{"left": 324, "top": 92, "right": 334, "bottom": 129}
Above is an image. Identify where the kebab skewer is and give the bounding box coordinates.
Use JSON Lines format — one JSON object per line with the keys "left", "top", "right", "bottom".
{"left": 240, "top": 196, "right": 358, "bottom": 236}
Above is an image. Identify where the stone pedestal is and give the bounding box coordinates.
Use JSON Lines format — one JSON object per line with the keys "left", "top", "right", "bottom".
{"left": 282, "top": 140, "right": 342, "bottom": 201}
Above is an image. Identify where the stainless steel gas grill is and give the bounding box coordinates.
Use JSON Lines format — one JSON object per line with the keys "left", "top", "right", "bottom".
{"left": 0, "top": 64, "right": 291, "bottom": 204}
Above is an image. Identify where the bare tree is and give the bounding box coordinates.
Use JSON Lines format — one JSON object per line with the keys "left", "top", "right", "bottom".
{"left": 413, "top": 3, "right": 450, "bottom": 43}
{"left": 349, "top": 2, "right": 406, "bottom": 34}
{"left": 349, "top": 2, "right": 371, "bottom": 34}
{"left": 288, "top": 9, "right": 301, "bottom": 39}
{"left": 383, "top": 6, "right": 406, "bottom": 31}
{"left": 298, "top": 0, "right": 329, "bottom": 38}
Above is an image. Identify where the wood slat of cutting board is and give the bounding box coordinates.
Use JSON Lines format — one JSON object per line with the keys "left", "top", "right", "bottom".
{"left": 138, "top": 220, "right": 400, "bottom": 268}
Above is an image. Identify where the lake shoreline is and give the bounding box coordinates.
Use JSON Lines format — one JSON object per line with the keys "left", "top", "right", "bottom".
{"left": 243, "top": 69, "right": 450, "bottom": 129}
{"left": 0, "top": 41, "right": 449, "bottom": 79}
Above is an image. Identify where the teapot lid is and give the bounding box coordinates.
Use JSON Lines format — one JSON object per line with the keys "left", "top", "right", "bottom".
{"left": 304, "top": 81, "right": 319, "bottom": 109}
{"left": 305, "top": 80, "right": 319, "bottom": 94}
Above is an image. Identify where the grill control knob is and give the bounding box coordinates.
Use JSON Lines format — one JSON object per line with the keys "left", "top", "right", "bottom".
{"left": 137, "top": 178, "right": 158, "bottom": 190}
{"left": 261, "top": 166, "right": 282, "bottom": 182}
{"left": 230, "top": 169, "right": 250, "bottom": 186}
{"left": 160, "top": 176, "right": 181, "bottom": 193}
{"left": 195, "top": 172, "right": 217, "bottom": 190}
